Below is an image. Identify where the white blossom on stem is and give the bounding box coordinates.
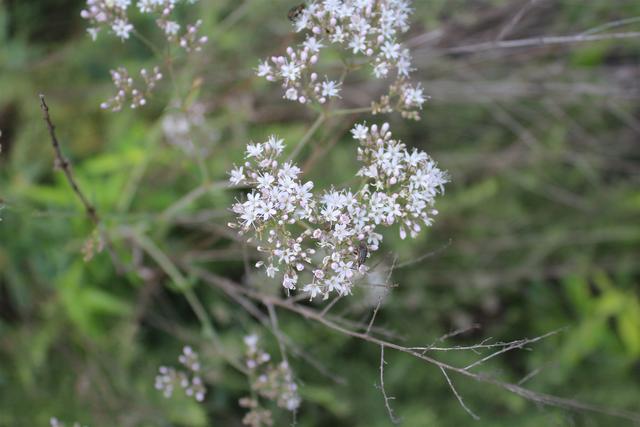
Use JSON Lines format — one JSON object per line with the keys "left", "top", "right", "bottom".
{"left": 257, "top": 0, "right": 426, "bottom": 117}
{"left": 229, "top": 122, "right": 447, "bottom": 300}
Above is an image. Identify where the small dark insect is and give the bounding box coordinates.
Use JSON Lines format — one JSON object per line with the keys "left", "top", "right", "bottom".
{"left": 356, "top": 241, "right": 369, "bottom": 268}
{"left": 288, "top": 3, "right": 306, "bottom": 22}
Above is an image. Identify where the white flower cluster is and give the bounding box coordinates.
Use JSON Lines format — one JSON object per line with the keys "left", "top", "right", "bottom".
{"left": 81, "top": 0, "right": 133, "bottom": 41}
{"left": 100, "top": 66, "right": 163, "bottom": 111}
{"left": 81, "top": 0, "right": 206, "bottom": 49}
{"left": 154, "top": 346, "right": 206, "bottom": 402}
{"left": 257, "top": 0, "right": 426, "bottom": 117}
{"left": 229, "top": 122, "right": 447, "bottom": 300}
{"left": 243, "top": 335, "right": 301, "bottom": 412}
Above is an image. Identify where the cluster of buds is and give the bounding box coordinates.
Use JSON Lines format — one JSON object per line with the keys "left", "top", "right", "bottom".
{"left": 257, "top": 0, "right": 425, "bottom": 117}
{"left": 179, "top": 20, "right": 208, "bottom": 52}
{"left": 81, "top": 0, "right": 133, "bottom": 41}
{"left": 372, "top": 80, "right": 427, "bottom": 120}
{"left": 240, "top": 335, "right": 301, "bottom": 426}
{"left": 229, "top": 122, "right": 447, "bottom": 300}
{"left": 252, "top": 361, "right": 301, "bottom": 411}
{"left": 257, "top": 38, "right": 342, "bottom": 104}
{"left": 100, "top": 66, "right": 163, "bottom": 112}
{"left": 81, "top": 229, "right": 104, "bottom": 262}
{"left": 154, "top": 346, "right": 206, "bottom": 402}
{"left": 238, "top": 399, "right": 273, "bottom": 427}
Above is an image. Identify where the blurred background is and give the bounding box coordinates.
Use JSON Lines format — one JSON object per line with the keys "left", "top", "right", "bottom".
{"left": 1, "top": 0, "right": 639, "bottom": 426}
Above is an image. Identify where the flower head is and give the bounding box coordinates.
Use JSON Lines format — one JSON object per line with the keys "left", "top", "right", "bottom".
{"left": 229, "top": 122, "right": 447, "bottom": 300}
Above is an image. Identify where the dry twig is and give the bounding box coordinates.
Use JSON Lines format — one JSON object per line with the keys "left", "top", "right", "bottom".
{"left": 39, "top": 94, "right": 124, "bottom": 274}
{"left": 192, "top": 268, "right": 640, "bottom": 423}
{"left": 379, "top": 345, "right": 401, "bottom": 424}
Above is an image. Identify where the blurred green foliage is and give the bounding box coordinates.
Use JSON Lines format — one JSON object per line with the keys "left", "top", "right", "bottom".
{"left": 1, "top": 0, "right": 640, "bottom": 426}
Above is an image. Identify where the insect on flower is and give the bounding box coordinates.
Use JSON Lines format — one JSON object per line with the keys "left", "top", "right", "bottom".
{"left": 287, "top": 3, "right": 305, "bottom": 22}
{"left": 356, "top": 241, "right": 369, "bottom": 268}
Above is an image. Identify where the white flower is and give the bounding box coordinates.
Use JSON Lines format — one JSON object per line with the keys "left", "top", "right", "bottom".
{"left": 244, "top": 334, "right": 258, "bottom": 350}
{"left": 137, "top": 0, "right": 155, "bottom": 13}
{"left": 246, "top": 143, "right": 264, "bottom": 158}
{"left": 351, "top": 123, "right": 368, "bottom": 140}
{"left": 112, "top": 18, "right": 133, "bottom": 40}
{"left": 280, "top": 61, "right": 302, "bottom": 82}
{"left": 303, "top": 36, "right": 323, "bottom": 53}
{"left": 87, "top": 27, "right": 100, "bottom": 41}
{"left": 303, "top": 283, "right": 322, "bottom": 299}
{"left": 164, "top": 21, "right": 180, "bottom": 36}
{"left": 321, "top": 80, "right": 341, "bottom": 98}
{"left": 285, "top": 87, "right": 298, "bottom": 100}
{"left": 349, "top": 34, "right": 367, "bottom": 53}
{"left": 112, "top": 0, "right": 131, "bottom": 10}
{"left": 256, "top": 173, "right": 275, "bottom": 189}
{"left": 381, "top": 41, "right": 400, "bottom": 59}
{"left": 229, "top": 166, "right": 245, "bottom": 185}
{"left": 374, "top": 61, "right": 389, "bottom": 78}
{"left": 257, "top": 61, "right": 272, "bottom": 77}
{"left": 266, "top": 135, "right": 285, "bottom": 154}
{"left": 266, "top": 264, "right": 279, "bottom": 278}
{"left": 282, "top": 274, "right": 298, "bottom": 290}
{"left": 403, "top": 84, "right": 426, "bottom": 108}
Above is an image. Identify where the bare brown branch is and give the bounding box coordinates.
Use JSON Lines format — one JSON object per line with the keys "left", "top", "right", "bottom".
{"left": 192, "top": 268, "right": 640, "bottom": 423}
{"left": 39, "top": 94, "right": 124, "bottom": 274}
{"left": 379, "top": 345, "right": 401, "bottom": 424}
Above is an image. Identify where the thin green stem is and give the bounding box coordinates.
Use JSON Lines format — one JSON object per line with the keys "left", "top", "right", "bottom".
{"left": 131, "top": 232, "right": 210, "bottom": 327}
{"left": 133, "top": 30, "right": 163, "bottom": 59}
{"left": 210, "top": 0, "right": 254, "bottom": 40}
{"left": 329, "top": 106, "right": 373, "bottom": 117}
{"left": 117, "top": 126, "right": 161, "bottom": 213}
{"left": 287, "top": 114, "right": 326, "bottom": 162}
{"left": 160, "top": 181, "right": 230, "bottom": 223}
{"left": 129, "top": 230, "right": 247, "bottom": 373}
